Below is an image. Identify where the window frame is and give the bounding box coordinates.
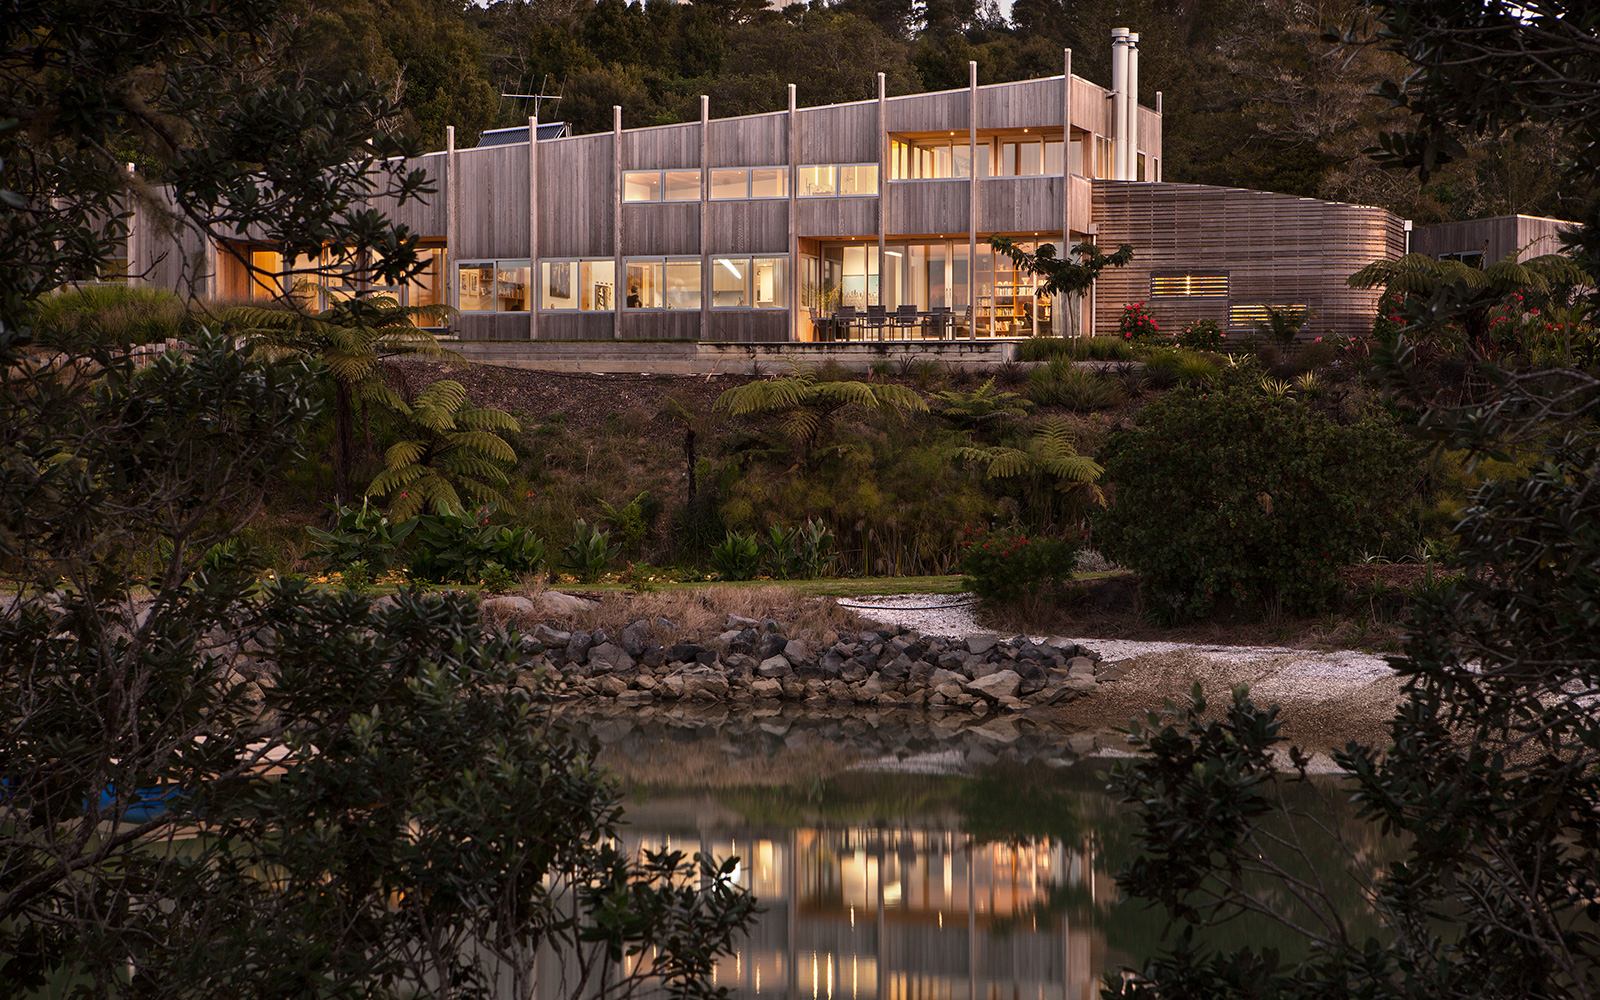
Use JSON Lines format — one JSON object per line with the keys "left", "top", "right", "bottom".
{"left": 622, "top": 256, "right": 702, "bottom": 311}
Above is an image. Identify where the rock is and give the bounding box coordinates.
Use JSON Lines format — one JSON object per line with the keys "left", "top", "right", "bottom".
{"left": 780, "top": 679, "right": 805, "bottom": 700}
{"left": 860, "top": 672, "right": 888, "bottom": 696}
{"left": 1043, "top": 636, "right": 1078, "bottom": 654}
{"left": 695, "top": 649, "right": 720, "bottom": 667}
{"left": 566, "top": 631, "right": 595, "bottom": 664}
{"left": 1097, "top": 662, "right": 1129, "bottom": 682}
{"left": 539, "top": 591, "right": 597, "bottom": 615}
{"left": 757, "top": 655, "right": 792, "bottom": 679}
{"left": 841, "top": 658, "right": 870, "bottom": 683}
{"left": 1067, "top": 656, "right": 1097, "bottom": 680}
{"left": 620, "top": 620, "right": 651, "bottom": 657}
{"left": 934, "top": 682, "right": 966, "bottom": 700}
{"left": 878, "top": 654, "right": 913, "bottom": 684}
{"left": 750, "top": 678, "right": 784, "bottom": 699}
{"left": 640, "top": 646, "right": 667, "bottom": 669}
{"left": 936, "top": 650, "right": 967, "bottom": 673}
{"left": 755, "top": 632, "right": 786, "bottom": 660}
{"left": 597, "top": 675, "right": 629, "bottom": 696}
{"left": 996, "top": 695, "right": 1025, "bottom": 712}
{"left": 634, "top": 674, "right": 658, "bottom": 690}
{"left": 722, "top": 652, "right": 757, "bottom": 675}
{"left": 659, "top": 675, "right": 685, "bottom": 699}
{"left": 818, "top": 650, "right": 846, "bottom": 677}
{"left": 782, "top": 638, "right": 811, "bottom": 666}
{"left": 682, "top": 668, "right": 729, "bottom": 701}
{"left": 966, "top": 669, "right": 1022, "bottom": 701}
{"left": 587, "top": 642, "right": 634, "bottom": 675}
{"left": 481, "top": 595, "right": 536, "bottom": 621}
{"left": 726, "top": 613, "right": 760, "bottom": 629}
{"left": 1015, "top": 661, "right": 1048, "bottom": 696}
{"left": 761, "top": 618, "right": 784, "bottom": 633}
{"left": 533, "top": 624, "right": 572, "bottom": 645}
{"left": 668, "top": 643, "right": 704, "bottom": 663}
{"left": 966, "top": 635, "right": 1000, "bottom": 655}
{"left": 971, "top": 718, "right": 1021, "bottom": 742}
{"left": 615, "top": 690, "right": 654, "bottom": 706}
{"left": 712, "top": 629, "right": 746, "bottom": 654}
{"left": 825, "top": 680, "right": 853, "bottom": 702}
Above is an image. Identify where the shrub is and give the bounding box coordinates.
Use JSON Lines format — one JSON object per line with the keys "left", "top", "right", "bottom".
{"left": 1028, "top": 360, "right": 1127, "bottom": 410}
{"left": 958, "top": 527, "right": 1083, "bottom": 602}
{"left": 305, "top": 500, "right": 418, "bottom": 587}
{"left": 1093, "top": 383, "right": 1418, "bottom": 621}
{"left": 30, "top": 284, "right": 188, "bottom": 344}
{"left": 1118, "top": 301, "right": 1161, "bottom": 341}
{"left": 1255, "top": 305, "right": 1311, "bottom": 345}
{"left": 1017, "top": 337, "right": 1075, "bottom": 363}
{"left": 1142, "top": 347, "right": 1221, "bottom": 386}
{"left": 560, "top": 518, "right": 620, "bottom": 582}
{"left": 710, "top": 530, "right": 763, "bottom": 580}
{"left": 762, "top": 519, "right": 837, "bottom": 579}
{"left": 599, "top": 490, "right": 661, "bottom": 558}
{"left": 405, "top": 505, "right": 547, "bottom": 585}
{"left": 1179, "top": 318, "right": 1225, "bottom": 351}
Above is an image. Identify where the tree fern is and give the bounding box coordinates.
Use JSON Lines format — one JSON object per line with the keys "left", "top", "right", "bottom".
{"left": 957, "top": 417, "right": 1106, "bottom": 526}
{"left": 714, "top": 362, "right": 928, "bottom": 459}
{"left": 364, "top": 379, "right": 520, "bottom": 519}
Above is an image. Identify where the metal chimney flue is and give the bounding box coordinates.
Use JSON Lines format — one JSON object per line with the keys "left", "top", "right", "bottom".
{"left": 1110, "top": 28, "right": 1130, "bottom": 179}
{"left": 1128, "top": 33, "right": 1140, "bottom": 180}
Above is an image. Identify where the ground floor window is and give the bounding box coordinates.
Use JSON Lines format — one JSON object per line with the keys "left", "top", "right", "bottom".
{"left": 457, "top": 259, "right": 530, "bottom": 312}
{"left": 624, "top": 258, "right": 700, "bottom": 309}
{"left": 540, "top": 259, "right": 615, "bottom": 311}
{"left": 231, "top": 243, "right": 446, "bottom": 324}
{"left": 712, "top": 257, "right": 787, "bottom": 309}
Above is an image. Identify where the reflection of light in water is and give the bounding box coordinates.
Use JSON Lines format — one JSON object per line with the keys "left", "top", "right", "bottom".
{"left": 883, "top": 881, "right": 902, "bottom": 905}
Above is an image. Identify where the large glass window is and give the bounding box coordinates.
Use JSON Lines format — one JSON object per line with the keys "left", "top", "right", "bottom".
{"left": 798, "top": 165, "right": 835, "bottom": 197}
{"left": 838, "top": 164, "right": 878, "bottom": 195}
{"left": 664, "top": 171, "right": 699, "bottom": 201}
{"left": 625, "top": 258, "right": 700, "bottom": 309}
{"left": 709, "top": 169, "right": 748, "bottom": 200}
{"left": 457, "top": 262, "right": 497, "bottom": 312}
{"left": 890, "top": 139, "right": 972, "bottom": 179}
{"left": 624, "top": 171, "right": 663, "bottom": 202}
{"left": 540, "top": 259, "right": 615, "bottom": 311}
{"left": 752, "top": 257, "right": 786, "bottom": 308}
{"left": 711, "top": 256, "right": 787, "bottom": 309}
{"left": 712, "top": 257, "right": 747, "bottom": 307}
{"left": 750, "top": 168, "right": 786, "bottom": 198}
{"left": 457, "top": 260, "right": 529, "bottom": 312}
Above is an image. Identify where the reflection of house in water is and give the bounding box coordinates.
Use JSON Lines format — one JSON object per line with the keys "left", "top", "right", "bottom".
{"left": 596, "top": 818, "right": 1116, "bottom": 1000}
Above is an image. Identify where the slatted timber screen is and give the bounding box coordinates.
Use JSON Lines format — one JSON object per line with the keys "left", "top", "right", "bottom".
{"left": 1150, "top": 273, "right": 1228, "bottom": 297}
{"left": 1228, "top": 304, "right": 1307, "bottom": 328}
{"left": 1091, "top": 181, "right": 1404, "bottom": 338}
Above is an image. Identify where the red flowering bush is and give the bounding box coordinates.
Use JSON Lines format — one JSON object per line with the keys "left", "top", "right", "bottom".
{"left": 1118, "top": 301, "right": 1161, "bottom": 341}
{"left": 957, "top": 526, "right": 1083, "bottom": 602}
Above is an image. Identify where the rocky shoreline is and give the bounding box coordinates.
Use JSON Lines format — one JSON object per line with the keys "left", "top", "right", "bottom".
{"left": 486, "top": 599, "right": 1114, "bottom": 713}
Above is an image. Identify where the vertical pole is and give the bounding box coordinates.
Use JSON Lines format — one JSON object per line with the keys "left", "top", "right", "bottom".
{"left": 876, "top": 73, "right": 887, "bottom": 316}
{"left": 700, "top": 95, "right": 711, "bottom": 343}
{"left": 125, "top": 162, "right": 139, "bottom": 287}
{"left": 612, "top": 106, "right": 623, "bottom": 340}
{"left": 446, "top": 126, "right": 459, "bottom": 315}
{"left": 1062, "top": 50, "right": 1072, "bottom": 338}
{"left": 528, "top": 114, "right": 539, "bottom": 340}
{"left": 788, "top": 83, "right": 799, "bottom": 341}
{"left": 968, "top": 60, "right": 978, "bottom": 342}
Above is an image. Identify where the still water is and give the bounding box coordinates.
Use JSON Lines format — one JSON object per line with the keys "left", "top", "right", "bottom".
{"left": 561, "top": 705, "right": 1385, "bottom": 1000}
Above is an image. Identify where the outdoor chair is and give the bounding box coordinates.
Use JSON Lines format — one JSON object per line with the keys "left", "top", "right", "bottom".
{"left": 892, "top": 304, "right": 919, "bottom": 339}
{"left": 864, "top": 304, "right": 888, "bottom": 341}
{"left": 929, "top": 306, "right": 952, "bottom": 340}
{"left": 834, "top": 305, "right": 858, "bottom": 341}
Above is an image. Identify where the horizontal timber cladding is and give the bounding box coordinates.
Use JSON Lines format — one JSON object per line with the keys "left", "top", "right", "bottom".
{"left": 366, "top": 152, "right": 446, "bottom": 238}
{"left": 706, "top": 310, "right": 791, "bottom": 343}
{"left": 620, "top": 122, "right": 700, "bottom": 170}
{"left": 623, "top": 203, "right": 701, "bottom": 256}
{"left": 453, "top": 312, "right": 536, "bottom": 342}
{"left": 1411, "top": 215, "right": 1576, "bottom": 263}
{"left": 887, "top": 180, "right": 970, "bottom": 235}
{"left": 537, "top": 135, "right": 613, "bottom": 258}
{"left": 705, "top": 114, "right": 788, "bottom": 168}
{"left": 797, "top": 197, "right": 879, "bottom": 239}
{"left": 707, "top": 201, "right": 789, "bottom": 255}
{"left": 532, "top": 312, "right": 615, "bottom": 341}
{"left": 979, "top": 176, "right": 1065, "bottom": 234}
{"left": 454, "top": 144, "right": 529, "bottom": 260}
{"left": 1090, "top": 181, "right": 1405, "bottom": 338}
{"left": 886, "top": 89, "right": 971, "bottom": 133}
{"left": 796, "top": 102, "right": 879, "bottom": 164}
{"left": 621, "top": 311, "right": 701, "bottom": 341}
{"left": 978, "top": 78, "right": 1065, "bottom": 130}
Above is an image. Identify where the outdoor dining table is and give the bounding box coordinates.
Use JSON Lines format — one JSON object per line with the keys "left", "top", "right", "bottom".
{"left": 824, "top": 309, "right": 958, "bottom": 341}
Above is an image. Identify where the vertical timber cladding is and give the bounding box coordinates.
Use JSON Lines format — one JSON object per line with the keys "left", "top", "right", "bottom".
{"left": 535, "top": 132, "right": 613, "bottom": 341}
{"left": 1090, "top": 181, "right": 1405, "bottom": 338}
{"left": 453, "top": 143, "right": 531, "bottom": 341}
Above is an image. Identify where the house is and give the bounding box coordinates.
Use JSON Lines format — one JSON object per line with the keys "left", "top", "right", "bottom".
{"left": 126, "top": 29, "right": 1440, "bottom": 363}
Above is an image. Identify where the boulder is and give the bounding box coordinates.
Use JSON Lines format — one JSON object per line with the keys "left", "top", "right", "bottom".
{"left": 726, "top": 613, "right": 760, "bottom": 629}
{"left": 565, "top": 630, "right": 595, "bottom": 664}
{"left": 782, "top": 638, "right": 812, "bottom": 666}
{"left": 587, "top": 642, "right": 634, "bottom": 675}
{"left": 966, "top": 635, "right": 1000, "bottom": 655}
{"left": 597, "top": 675, "right": 629, "bottom": 696}
{"left": 659, "top": 675, "right": 685, "bottom": 699}
{"left": 640, "top": 645, "right": 667, "bottom": 669}
{"left": 539, "top": 591, "right": 596, "bottom": 615}
{"left": 1067, "top": 656, "right": 1098, "bottom": 681}
{"left": 667, "top": 643, "right": 704, "bottom": 663}
{"left": 757, "top": 655, "right": 792, "bottom": 679}
{"left": 481, "top": 596, "right": 536, "bottom": 621}
{"left": 532, "top": 624, "right": 572, "bottom": 646}
{"left": 682, "top": 668, "right": 729, "bottom": 701}
{"left": 878, "top": 654, "right": 913, "bottom": 684}
{"left": 841, "top": 658, "right": 871, "bottom": 683}
{"left": 749, "top": 678, "right": 784, "bottom": 699}
{"left": 620, "top": 620, "right": 651, "bottom": 657}
{"left": 755, "top": 632, "right": 787, "bottom": 661}
{"left": 818, "top": 650, "right": 846, "bottom": 677}
{"left": 929, "top": 667, "right": 964, "bottom": 688}
{"left": 780, "top": 678, "right": 805, "bottom": 700}
{"left": 965, "top": 669, "right": 1022, "bottom": 701}
{"left": 615, "top": 690, "right": 654, "bottom": 706}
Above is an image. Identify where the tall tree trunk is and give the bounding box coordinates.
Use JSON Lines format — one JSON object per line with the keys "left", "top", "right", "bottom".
{"left": 334, "top": 379, "right": 354, "bottom": 506}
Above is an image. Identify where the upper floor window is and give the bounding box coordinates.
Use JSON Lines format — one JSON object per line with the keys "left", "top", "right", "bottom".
{"left": 626, "top": 167, "right": 788, "bottom": 202}
{"left": 890, "top": 139, "right": 971, "bottom": 180}
{"left": 799, "top": 164, "right": 878, "bottom": 197}
{"left": 709, "top": 167, "right": 788, "bottom": 200}
{"left": 623, "top": 170, "right": 699, "bottom": 202}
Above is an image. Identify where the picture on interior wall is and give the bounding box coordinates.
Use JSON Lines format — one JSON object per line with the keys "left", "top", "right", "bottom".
{"left": 549, "top": 262, "right": 571, "bottom": 299}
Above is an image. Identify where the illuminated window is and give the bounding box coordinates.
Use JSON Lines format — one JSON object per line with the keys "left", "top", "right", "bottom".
{"left": 539, "top": 259, "right": 615, "bottom": 311}
{"left": 456, "top": 259, "right": 529, "bottom": 312}
{"left": 1150, "top": 273, "right": 1229, "bottom": 297}
{"left": 1228, "top": 303, "right": 1308, "bottom": 327}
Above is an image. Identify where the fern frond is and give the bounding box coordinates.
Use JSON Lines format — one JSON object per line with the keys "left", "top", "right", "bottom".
{"left": 453, "top": 407, "right": 521, "bottom": 432}
{"left": 444, "top": 430, "right": 517, "bottom": 462}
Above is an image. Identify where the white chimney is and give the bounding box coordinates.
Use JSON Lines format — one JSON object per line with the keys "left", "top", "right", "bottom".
{"left": 1111, "top": 28, "right": 1130, "bottom": 180}
{"left": 1128, "top": 33, "right": 1140, "bottom": 180}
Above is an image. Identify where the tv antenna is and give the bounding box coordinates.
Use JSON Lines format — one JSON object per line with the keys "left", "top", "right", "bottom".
{"left": 501, "top": 75, "right": 564, "bottom": 120}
